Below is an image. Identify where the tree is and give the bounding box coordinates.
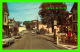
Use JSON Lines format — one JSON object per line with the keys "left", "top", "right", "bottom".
{"left": 39, "top": 3, "right": 69, "bottom": 42}
{"left": 23, "top": 21, "right": 36, "bottom": 30}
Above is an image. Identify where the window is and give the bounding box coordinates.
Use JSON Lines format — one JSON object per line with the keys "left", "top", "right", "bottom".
{"left": 76, "top": 13, "right": 77, "bottom": 21}
{"left": 73, "top": 14, "right": 76, "bottom": 21}
{"left": 73, "top": 23, "right": 77, "bottom": 32}
{"left": 73, "top": 14, "right": 75, "bottom": 20}
{"left": 4, "top": 15, "right": 6, "bottom": 23}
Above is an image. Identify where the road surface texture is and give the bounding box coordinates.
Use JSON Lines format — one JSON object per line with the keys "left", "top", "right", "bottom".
{"left": 3, "top": 31, "right": 66, "bottom": 50}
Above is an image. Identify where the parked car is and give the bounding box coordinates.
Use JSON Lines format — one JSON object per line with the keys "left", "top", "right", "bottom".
{"left": 3, "top": 35, "right": 15, "bottom": 46}
{"left": 13, "top": 33, "right": 22, "bottom": 39}
{"left": 14, "top": 35, "right": 21, "bottom": 39}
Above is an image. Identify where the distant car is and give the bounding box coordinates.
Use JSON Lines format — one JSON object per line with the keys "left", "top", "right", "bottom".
{"left": 3, "top": 35, "right": 15, "bottom": 46}
{"left": 18, "top": 32, "right": 24, "bottom": 36}
{"left": 36, "top": 30, "right": 40, "bottom": 34}
{"left": 32, "top": 31, "right": 35, "bottom": 34}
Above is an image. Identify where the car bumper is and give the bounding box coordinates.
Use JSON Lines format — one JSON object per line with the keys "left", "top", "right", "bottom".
{"left": 3, "top": 42, "right": 7, "bottom": 46}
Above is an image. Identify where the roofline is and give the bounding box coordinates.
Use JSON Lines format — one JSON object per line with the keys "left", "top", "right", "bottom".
{"left": 70, "top": 3, "right": 77, "bottom": 12}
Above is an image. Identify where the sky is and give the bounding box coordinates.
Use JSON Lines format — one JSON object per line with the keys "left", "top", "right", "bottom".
{"left": 7, "top": 2, "right": 74, "bottom": 26}
{"left": 8, "top": 2, "right": 42, "bottom": 21}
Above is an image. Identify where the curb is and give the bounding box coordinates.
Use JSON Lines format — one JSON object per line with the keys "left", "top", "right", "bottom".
{"left": 52, "top": 43, "right": 67, "bottom": 49}
{"left": 39, "top": 35, "right": 77, "bottom": 49}
{"left": 53, "top": 43, "right": 77, "bottom": 49}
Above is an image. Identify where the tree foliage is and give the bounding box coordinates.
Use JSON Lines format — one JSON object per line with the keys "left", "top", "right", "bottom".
{"left": 39, "top": 3, "right": 69, "bottom": 25}
{"left": 39, "top": 3, "right": 69, "bottom": 41}
{"left": 23, "top": 21, "right": 31, "bottom": 30}
{"left": 23, "top": 21, "right": 36, "bottom": 30}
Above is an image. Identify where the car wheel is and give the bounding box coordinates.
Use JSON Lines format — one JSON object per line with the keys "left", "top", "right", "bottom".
{"left": 8, "top": 42, "right": 10, "bottom": 46}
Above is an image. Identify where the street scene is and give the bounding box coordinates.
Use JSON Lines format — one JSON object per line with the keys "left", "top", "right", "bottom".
{"left": 3, "top": 2, "right": 77, "bottom": 50}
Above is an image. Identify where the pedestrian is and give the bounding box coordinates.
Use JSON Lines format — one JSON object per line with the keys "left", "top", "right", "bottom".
{"left": 67, "top": 30, "right": 72, "bottom": 43}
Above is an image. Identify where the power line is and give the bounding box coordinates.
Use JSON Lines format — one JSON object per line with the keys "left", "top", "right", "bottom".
{"left": 11, "top": 11, "right": 39, "bottom": 19}
{"left": 23, "top": 11, "right": 39, "bottom": 18}
{"left": 10, "top": 3, "right": 29, "bottom": 10}
{"left": 9, "top": 7, "right": 40, "bottom": 11}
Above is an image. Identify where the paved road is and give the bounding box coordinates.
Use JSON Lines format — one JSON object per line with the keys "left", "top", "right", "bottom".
{"left": 3, "top": 32, "right": 65, "bottom": 49}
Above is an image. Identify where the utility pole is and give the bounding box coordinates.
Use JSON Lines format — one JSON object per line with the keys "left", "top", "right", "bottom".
{"left": 51, "top": 12, "right": 56, "bottom": 43}
{"left": 37, "top": 17, "right": 39, "bottom": 30}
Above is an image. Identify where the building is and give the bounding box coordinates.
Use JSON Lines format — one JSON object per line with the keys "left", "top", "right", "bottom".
{"left": 71, "top": 3, "right": 77, "bottom": 34}
{"left": 9, "top": 18, "right": 19, "bottom": 36}
{"left": 3, "top": 3, "right": 9, "bottom": 36}
{"left": 39, "top": 23, "right": 52, "bottom": 33}
{"left": 67, "top": 13, "right": 72, "bottom": 32}
{"left": 9, "top": 19, "right": 14, "bottom": 35}
{"left": 19, "top": 27, "right": 26, "bottom": 32}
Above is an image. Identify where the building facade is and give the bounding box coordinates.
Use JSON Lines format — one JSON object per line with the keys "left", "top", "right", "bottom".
{"left": 9, "top": 18, "right": 19, "bottom": 36}
{"left": 3, "top": 3, "right": 9, "bottom": 36}
{"left": 71, "top": 3, "right": 77, "bottom": 34}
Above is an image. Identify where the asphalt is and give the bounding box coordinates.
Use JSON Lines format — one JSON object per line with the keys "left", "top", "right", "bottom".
{"left": 3, "top": 31, "right": 66, "bottom": 50}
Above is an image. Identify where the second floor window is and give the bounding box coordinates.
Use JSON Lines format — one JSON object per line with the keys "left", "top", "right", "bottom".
{"left": 4, "top": 15, "right": 6, "bottom": 23}
{"left": 73, "top": 23, "right": 77, "bottom": 32}
{"left": 73, "top": 14, "right": 77, "bottom": 21}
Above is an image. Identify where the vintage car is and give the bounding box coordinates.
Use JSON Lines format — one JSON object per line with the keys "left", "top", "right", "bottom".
{"left": 3, "top": 35, "right": 15, "bottom": 46}
{"left": 14, "top": 35, "right": 21, "bottom": 39}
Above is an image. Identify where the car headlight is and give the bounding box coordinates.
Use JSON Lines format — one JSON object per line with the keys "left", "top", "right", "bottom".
{"left": 3, "top": 41, "right": 6, "bottom": 43}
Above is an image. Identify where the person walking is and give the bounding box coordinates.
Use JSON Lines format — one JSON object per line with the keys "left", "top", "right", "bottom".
{"left": 67, "top": 31, "right": 72, "bottom": 43}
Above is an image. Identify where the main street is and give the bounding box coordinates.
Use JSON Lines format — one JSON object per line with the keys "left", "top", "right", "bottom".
{"left": 3, "top": 31, "right": 65, "bottom": 49}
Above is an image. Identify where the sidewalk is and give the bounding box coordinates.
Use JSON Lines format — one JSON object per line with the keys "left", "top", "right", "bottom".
{"left": 39, "top": 35, "right": 77, "bottom": 50}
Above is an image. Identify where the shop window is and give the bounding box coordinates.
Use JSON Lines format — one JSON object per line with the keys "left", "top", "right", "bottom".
{"left": 5, "top": 15, "right": 6, "bottom": 23}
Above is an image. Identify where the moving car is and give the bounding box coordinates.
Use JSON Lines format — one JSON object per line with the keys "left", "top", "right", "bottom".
{"left": 3, "top": 35, "right": 15, "bottom": 46}
{"left": 32, "top": 31, "right": 35, "bottom": 34}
